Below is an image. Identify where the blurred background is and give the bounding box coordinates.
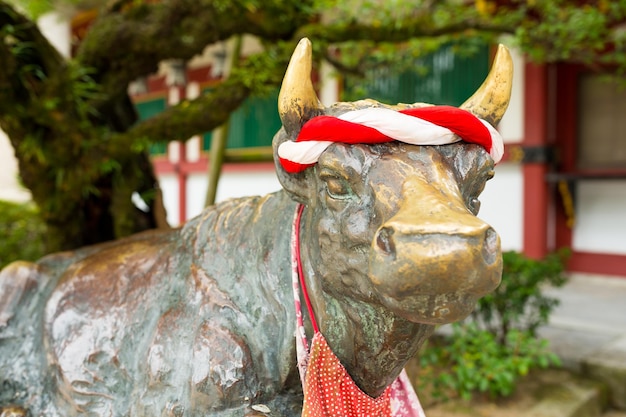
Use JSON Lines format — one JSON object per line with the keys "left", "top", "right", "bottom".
{"left": 1, "top": 0, "right": 624, "bottom": 279}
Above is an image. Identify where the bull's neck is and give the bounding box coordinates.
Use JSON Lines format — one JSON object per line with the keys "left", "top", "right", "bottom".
{"left": 297, "top": 210, "right": 434, "bottom": 398}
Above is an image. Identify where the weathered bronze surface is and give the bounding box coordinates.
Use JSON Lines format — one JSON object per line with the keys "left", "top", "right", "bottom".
{"left": 0, "top": 39, "right": 512, "bottom": 416}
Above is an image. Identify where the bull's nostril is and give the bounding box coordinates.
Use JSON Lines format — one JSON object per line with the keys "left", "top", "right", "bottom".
{"left": 482, "top": 227, "right": 499, "bottom": 265}
{"left": 376, "top": 227, "right": 396, "bottom": 257}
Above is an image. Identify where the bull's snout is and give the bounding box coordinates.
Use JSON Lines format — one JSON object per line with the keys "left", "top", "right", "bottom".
{"left": 368, "top": 181, "right": 502, "bottom": 325}
{"left": 375, "top": 221, "right": 500, "bottom": 268}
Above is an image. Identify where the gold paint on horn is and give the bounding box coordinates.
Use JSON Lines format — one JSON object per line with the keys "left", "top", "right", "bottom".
{"left": 278, "top": 38, "right": 323, "bottom": 134}
{"left": 460, "top": 44, "right": 513, "bottom": 127}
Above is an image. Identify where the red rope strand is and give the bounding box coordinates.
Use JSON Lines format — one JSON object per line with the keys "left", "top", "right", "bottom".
{"left": 295, "top": 203, "right": 319, "bottom": 334}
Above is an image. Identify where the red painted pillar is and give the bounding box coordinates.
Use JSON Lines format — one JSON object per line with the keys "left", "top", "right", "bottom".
{"left": 522, "top": 62, "right": 550, "bottom": 259}
{"left": 553, "top": 63, "right": 577, "bottom": 252}
{"left": 177, "top": 141, "right": 187, "bottom": 225}
{"left": 167, "top": 74, "right": 187, "bottom": 225}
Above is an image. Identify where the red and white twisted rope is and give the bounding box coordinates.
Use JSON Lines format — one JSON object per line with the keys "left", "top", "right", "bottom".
{"left": 278, "top": 105, "right": 504, "bottom": 173}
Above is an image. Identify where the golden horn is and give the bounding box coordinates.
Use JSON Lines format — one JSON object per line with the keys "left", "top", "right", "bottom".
{"left": 278, "top": 38, "right": 323, "bottom": 135}
{"left": 460, "top": 44, "right": 513, "bottom": 127}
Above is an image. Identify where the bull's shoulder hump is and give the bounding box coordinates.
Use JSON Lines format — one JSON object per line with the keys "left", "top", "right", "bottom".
{"left": 44, "top": 228, "right": 183, "bottom": 328}
{"left": 183, "top": 191, "right": 294, "bottom": 251}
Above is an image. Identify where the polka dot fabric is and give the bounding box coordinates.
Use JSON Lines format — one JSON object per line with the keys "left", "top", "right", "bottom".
{"left": 302, "top": 332, "right": 393, "bottom": 417}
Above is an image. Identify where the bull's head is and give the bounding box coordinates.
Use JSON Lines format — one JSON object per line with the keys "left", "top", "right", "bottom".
{"left": 272, "top": 39, "right": 512, "bottom": 392}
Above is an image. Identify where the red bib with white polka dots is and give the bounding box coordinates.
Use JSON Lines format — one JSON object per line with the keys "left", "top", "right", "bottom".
{"left": 301, "top": 332, "right": 393, "bottom": 417}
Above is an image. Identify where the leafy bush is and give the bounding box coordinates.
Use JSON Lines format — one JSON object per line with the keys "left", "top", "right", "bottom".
{"left": 472, "top": 249, "right": 570, "bottom": 343}
{"left": 417, "top": 250, "right": 569, "bottom": 402}
{"left": 0, "top": 200, "right": 47, "bottom": 270}
{"left": 419, "top": 322, "right": 561, "bottom": 401}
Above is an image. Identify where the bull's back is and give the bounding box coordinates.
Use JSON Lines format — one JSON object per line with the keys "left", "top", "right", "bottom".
{"left": 43, "top": 229, "right": 184, "bottom": 413}
{"left": 1, "top": 192, "right": 300, "bottom": 415}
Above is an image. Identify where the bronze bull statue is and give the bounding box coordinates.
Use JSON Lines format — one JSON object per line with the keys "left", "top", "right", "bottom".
{"left": 0, "top": 39, "right": 512, "bottom": 416}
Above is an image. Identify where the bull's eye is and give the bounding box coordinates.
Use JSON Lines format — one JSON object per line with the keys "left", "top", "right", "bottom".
{"left": 468, "top": 197, "right": 481, "bottom": 215}
{"left": 324, "top": 177, "right": 353, "bottom": 200}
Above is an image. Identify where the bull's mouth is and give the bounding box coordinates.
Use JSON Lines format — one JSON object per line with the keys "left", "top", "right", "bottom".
{"left": 376, "top": 291, "right": 484, "bottom": 325}
{"left": 369, "top": 260, "right": 502, "bottom": 324}
{"left": 368, "top": 258, "right": 502, "bottom": 324}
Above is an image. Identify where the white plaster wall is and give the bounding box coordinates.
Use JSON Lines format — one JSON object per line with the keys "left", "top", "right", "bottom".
{"left": 185, "top": 174, "right": 207, "bottom": 221}
{"left": 0, "top": 131, "right": 31, "bottom": 202}
{"left": 573, "top": 181, "right": 626, "bottom": 254}
{"left": 476, "top": 43, "right": 525, "bottom": 253}
{"left": 37, "top": 12, "right": 71, "bottom": 58}
{"left": 159, "top": 171, "right": 281, "bottom": 226}
{"left": 158, "top": 174, "right": 179, "bottom": 227}
{"left": 319, "top": 61, "right": 340, "bottom": 107}
{"left": 478, "top": 163, "right": 524, "bottom": 252}
{"left": 215, "top": 171, "right": 281, "bottom": 204}
{"left": 498, "top": 45, "right": 524, "bottom": 144}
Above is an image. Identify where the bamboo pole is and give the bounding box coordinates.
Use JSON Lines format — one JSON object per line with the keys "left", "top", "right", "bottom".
{"left": 204, "top": 36, "right": 243, "bottom": 207}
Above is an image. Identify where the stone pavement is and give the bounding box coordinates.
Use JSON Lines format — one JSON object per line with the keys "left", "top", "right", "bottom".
{"left": 539, "top": 273, "right": 626, "bottom": 412}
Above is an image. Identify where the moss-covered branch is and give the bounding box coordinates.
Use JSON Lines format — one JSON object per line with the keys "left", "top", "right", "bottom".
{"left": 108, "top": 42, "right": 293, "bottom": 158}
{"left": 75, "top": 0, "right": 312, "bottom": 108}
{"left": 0, "top": 2, "right": 65, "bottom": 108}
{"left": 0, "top": 1, "right": 172, "bottom": 251}
{"left": 118, "top": 80, "right": 250, "bottom": 149}
{"left": 296, "top": 19, "right": 513, "bottom": 46}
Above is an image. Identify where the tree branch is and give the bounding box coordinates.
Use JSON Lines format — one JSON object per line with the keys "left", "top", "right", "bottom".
{"left": 296, "top": 17, "right": 514, "bottom": 45}
{"left": 107, "top": 41, "right": 292, "bottom": 159}
{"left": 117, "top": 78, "right": 251, "bottom": 152}
{"left": 0, "top": 2, "right": 64, "bottom": 71}
{"left": 76, "top": 0, "right": 311, "bottom": 104}
{"left": 0, "top": 1, "right": 65, "bottom": 108}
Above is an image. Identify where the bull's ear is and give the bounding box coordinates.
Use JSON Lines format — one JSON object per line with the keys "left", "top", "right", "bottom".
{"left": 272, "top": 129, "right": 315, "bottom": 203}
{"left": 273, "top": 38, "right": 324, "bottom": 203}
{"left": 460, "top": 44, "right": 513, "bottom": 127}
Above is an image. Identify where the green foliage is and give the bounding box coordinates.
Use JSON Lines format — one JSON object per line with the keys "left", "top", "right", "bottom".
{"left": 473, "top": 249, "right": 570, "bottom": 342}
{"left": 0, "top": 200, "right": 47, "bottom": 270}
{"left": 481, "top": 0, "right": 626, "bottom": 78}
{"left": 67, "top": 63, "right": 104, "bottom": 119}
{"left": 419, "top": 323, "right": 561, "bottom": 401}
{"left": 5, "top": 0, "right": 83, "bottom": 19}
{"left": 418, "top": 250, "right": 569, "bottom": 402}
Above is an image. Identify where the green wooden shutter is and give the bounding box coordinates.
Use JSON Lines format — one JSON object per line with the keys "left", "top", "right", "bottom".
{"left": 202, "top": 131, "right": 213, "bottom": 152}
{"left": 135, "top": 90, "right": 281, "bottom": 154}
{"left": 227, "top": 89, "right": 281, "bottom": 149}
{"left": 202, "top": 89, "right": 281, "bottom": 151}
{"left": 134, "top": 98, "right": 167, "bottom": 155}
{"left": 343, "top": 44, "right": 490, "bottom": 107}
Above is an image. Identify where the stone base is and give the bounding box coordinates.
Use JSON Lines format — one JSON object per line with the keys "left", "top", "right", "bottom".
{"left": 582, "top": 335, "right": 626, "bottom": 411}
{"left": 526, "top": 376, "right": 605, "bottom": 417}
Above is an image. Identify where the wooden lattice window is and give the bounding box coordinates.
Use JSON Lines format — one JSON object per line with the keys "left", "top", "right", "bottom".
{"left": 577, "top": 75, "right": 626, "bottom": 170}
{"left": 342, "top": 43, "right": 490, "bottom": 107}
